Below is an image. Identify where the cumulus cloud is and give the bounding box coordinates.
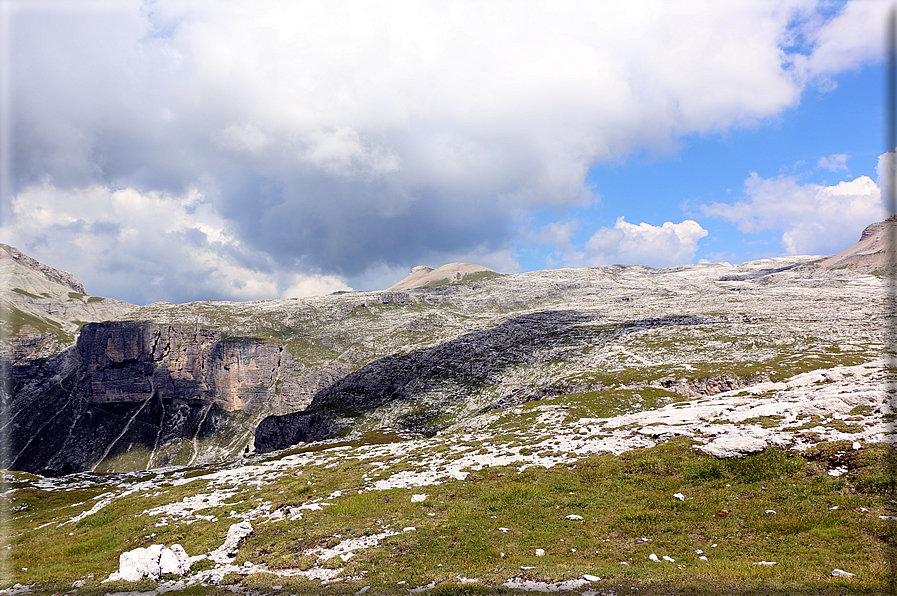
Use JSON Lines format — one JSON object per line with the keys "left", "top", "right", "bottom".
{"left": 0, "top": 184, "right": 350, "bottom": 303}
{"left": 698, "top": 171, "right": 884, "bottom": 256}
{"left": 2, "top": 1, "right": 886, "bottom": 298}
{"left": 798, "top": 0, "right": 890, "bottom": 82}
{"left": 817, "top": 153, "right": 849, "bottom": 171}
{"left": 584, "top": 218, "right": 709, "bottom": 267}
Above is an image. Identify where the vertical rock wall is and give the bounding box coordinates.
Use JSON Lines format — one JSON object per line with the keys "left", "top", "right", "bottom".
{"left": 78, "top": 323, "right": 284, "bottom": 412}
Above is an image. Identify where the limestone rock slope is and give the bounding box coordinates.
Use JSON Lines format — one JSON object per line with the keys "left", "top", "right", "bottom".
{"left": 1, "top": 246, "right": 887, "bottom": 475}
{"left": 819, "top": 215, "right": 897, "bottom": 272}
{"left": 386, "top": 262, "right": 500, "bottom": 290}
{"left": 1, "top": 244, "right": 136, "bottom": 361}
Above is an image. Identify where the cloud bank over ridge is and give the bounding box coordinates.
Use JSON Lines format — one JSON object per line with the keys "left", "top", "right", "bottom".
{"left": 1, "top": 0, "right": 888, "bottom": 303}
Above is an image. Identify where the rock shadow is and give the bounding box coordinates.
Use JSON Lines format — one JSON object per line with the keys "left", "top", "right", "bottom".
{"left": 255, "top": 312, "right": 715, "bottom": 452}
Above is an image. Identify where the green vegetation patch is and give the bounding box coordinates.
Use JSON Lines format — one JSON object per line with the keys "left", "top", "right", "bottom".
{"left": 10, "top": 288, "right": 42, "bottom": 299}
{"left": 3, "top": 437, "right": 890, "bottom": 595}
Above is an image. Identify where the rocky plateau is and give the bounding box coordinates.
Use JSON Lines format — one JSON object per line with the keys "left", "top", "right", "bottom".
{"left": 1, "top": 219, "right": 892, "bottom": 475}
{"left": 0, "top": 221, "right": 894, "bottom": 594}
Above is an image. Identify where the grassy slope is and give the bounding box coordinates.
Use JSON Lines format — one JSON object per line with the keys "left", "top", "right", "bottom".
{"left": 3, "top": 433, "right": 891, "bottom": 595}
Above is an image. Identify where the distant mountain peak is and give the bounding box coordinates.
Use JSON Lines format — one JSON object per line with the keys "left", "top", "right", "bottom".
{"left": 819, "top": 216, "right": 897, "bottom": 272}
{"left": 387, "top": 262, "right": 500, "bottom": 291}
{"left": 1, "top": 243, "right": 86, "bottom": 294}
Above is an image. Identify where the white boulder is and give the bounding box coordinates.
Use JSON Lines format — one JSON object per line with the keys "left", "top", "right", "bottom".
{"left": 159, "top": 544, "right": 191, "bottom": 575}
{"left": 698, "top": 434, "right": 766, "bottom": 458}
{"left": 106, "top": 543, "right": 193, "bottom": 583}
{"left": 210, "top": 521, "right": 253, "bottom": 563}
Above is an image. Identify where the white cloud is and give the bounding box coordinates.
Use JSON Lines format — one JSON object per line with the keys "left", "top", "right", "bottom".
{"left": 583, "top": 218, "right": 709, "bottom": 267}
{"left": 817, "top": 153, "right": 848, "bottom": 171}
{"left": 877, "top": 151, "right": 896, "bottom": 206}
{"left": 698, "top": 171, "right": 884, "bottom": 255}
{"left": 801, "top": 0, "right": 890, "bottom": 80}
{"left": 4, "top": 1, "right": 886, "bottom": 295}
{"left": 0, "top": 184, "right": 351, "bottom": 304}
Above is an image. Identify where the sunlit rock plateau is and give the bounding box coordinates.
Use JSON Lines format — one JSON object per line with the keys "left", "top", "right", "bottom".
{"left": 1, "top": 226, "right": 893, "bottom": 595}
{"left": 1, "top": 231, "right": 890, "bottom": 476}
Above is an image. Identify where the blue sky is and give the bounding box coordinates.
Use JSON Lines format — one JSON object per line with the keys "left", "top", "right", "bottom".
{"left": 0, "top": 0, "right": 890, "bottom": 304}
{"left": 516, "top": 62, "right": 884, "bottom": 271}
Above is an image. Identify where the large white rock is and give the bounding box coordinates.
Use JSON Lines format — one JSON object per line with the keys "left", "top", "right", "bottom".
{"left": 159, "top": 544, "right": 191, "bottom": 575}
{"left": 105, "top": 543, "right": 192, "bottom": 583}
{"left": 210, "top": 521, "right": 253, "bottom": 563}
{"left": 114, "top": 546, "right": 159, "bottom": 582}
{"left": 145, "top": 544, "right": 163, "bottom": 579}
{"left": 698, "top": 434, "right": 766, "bottom": 458}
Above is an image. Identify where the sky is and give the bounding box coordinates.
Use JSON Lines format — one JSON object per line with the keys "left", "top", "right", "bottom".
{"left": 0, "top": 0, "right": 891, "bottom": 305}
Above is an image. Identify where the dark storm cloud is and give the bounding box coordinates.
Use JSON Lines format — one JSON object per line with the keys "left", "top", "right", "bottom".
{"left": 1, "top": 0, "right": 884, "bottom": 302}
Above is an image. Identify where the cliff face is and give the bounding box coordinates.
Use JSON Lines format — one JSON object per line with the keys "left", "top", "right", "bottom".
{"left": 78, "top": 323, "right": 284, "bottom": 412}
{"left": 3, "top": 243, "right": 886, "bottom": 476}
{"left": 819, "top": 215, "right": 897, "bottom": 272}
{"left": 2, "top": 322, "right": 291, "bottom": 475}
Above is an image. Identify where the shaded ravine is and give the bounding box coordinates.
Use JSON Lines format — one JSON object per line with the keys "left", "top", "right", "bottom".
{"left": 254, "top": 312, "right": 719, "bottom": 452}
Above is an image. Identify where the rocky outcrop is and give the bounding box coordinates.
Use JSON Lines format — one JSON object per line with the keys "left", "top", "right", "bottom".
{"left": 0, "top": 243, "right": 86, "bottom": 294}
{"left": 254, "top": 411, "right": 337, "bottom": 454}
{"left": 1, "top": 244, "right": 136, "bottom": 361}
{"left": 819, "top": 215, "right": 897, "bottom": 272}
{"left": 78, "top": 323, "right": 283, "bottom": 412}
{"left": 106, "top": 544, "right": 192, "bottom": 582}
{"left": 387, "top": 262, "right": 500, "bottom": 291}
{"left": 254, "top": 313, "right": 729, "bottom": 452}
{"left": 2, "top": 322, "right": 288, "bottom": 474}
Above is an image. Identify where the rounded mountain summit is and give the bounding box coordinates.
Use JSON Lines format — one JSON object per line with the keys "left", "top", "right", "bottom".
{"left": 386, "top": 262, "right": 502, "bottom": 291}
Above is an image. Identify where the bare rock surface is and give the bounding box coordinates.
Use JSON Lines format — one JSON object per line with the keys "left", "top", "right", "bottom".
{"left": 209, "top": 521, "right": 254, "bottom": 563}
{"left": 106, "top": 544, "right": 191, "bottom": 582}
{"left": 697, "top": 434, "right": 768, "bottom": 458}
{"left": 819, "top": 215, "right": 896, "bottom": 272}
{"left": 3, "top": 245, "right": 888, "bottom": 474}
{"left": 387, "top": 262, "right": 499, "bottom": 290}
{"left": 1, "top": 243, "right": 136, "bottom": 360}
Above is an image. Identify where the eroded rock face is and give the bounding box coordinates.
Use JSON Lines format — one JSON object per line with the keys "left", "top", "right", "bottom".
{"left": 254, "top": 411, "right": 337, "bottom": 454}
{"left": 3, "top": 322, "right": 288, "bottom": 474}
{"left": 78, "top": 323, "right": 283, "bottom": 412}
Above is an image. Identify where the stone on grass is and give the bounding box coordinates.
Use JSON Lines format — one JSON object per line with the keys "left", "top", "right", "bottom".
{"left": 210, "top": 521, "right": 253, "bottom": 563}
{"left": 649, "top": 554, "right": 660, "bottom": 562}
{"left": 159, "top": 544, "right": 190, "bottom": 575}
{"left": 673, "top": 493, "right": 684, "bottom": 501}
{"left": 583, "top": 574, "right": 600, "bottom": 582}
{"left": 832, "top": 568, "right": 856, "bottom": 578}
{"left": 106, "top": 543, "right": 192, "bottom": 583}
{"left": 662, "top": 555, "right": 675, "bottom": 562}
{"left": 565, "top": 514, "right": 583, "bottom": 520}
{"left": 698, "top": 434, "right": 766, "bottom": 458}
{"left": 411, "top": 494, "right": 428, "bottom": 503}
{"left": 535, "top": 549, "right": 546, "bottom": 557}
